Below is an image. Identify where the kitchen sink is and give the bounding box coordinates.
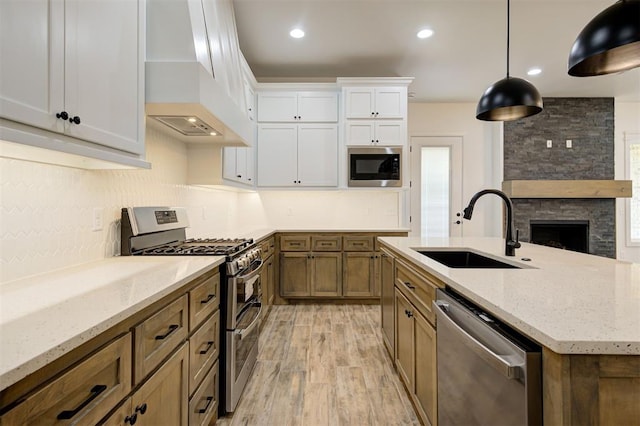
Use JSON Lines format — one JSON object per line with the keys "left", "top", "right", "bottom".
{"left": 417, "top": 250, "right": 521, "bottom": 269}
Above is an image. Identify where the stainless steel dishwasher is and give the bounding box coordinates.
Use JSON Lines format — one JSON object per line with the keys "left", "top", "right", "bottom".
{"left": 434, "top": 288, "right": 542, "bottom": 426}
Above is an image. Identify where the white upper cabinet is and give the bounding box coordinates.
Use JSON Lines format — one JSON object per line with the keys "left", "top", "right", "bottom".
{"left": 257, "top": 92, "right": 338, "bottom": 123}
{"left": 345, "top": 87, "right": 406, "bottom": 119}
{"left": 222, "top": 146, "right": 254, "bottom": 185}
{"left": 345, "top": 120, "right": 405, "bottom": 146}
{"left": 0, "top": 0, "right": 144, "bottom": 158}
{"left": 257, "top": 123, "right": 338, "bottom": 187}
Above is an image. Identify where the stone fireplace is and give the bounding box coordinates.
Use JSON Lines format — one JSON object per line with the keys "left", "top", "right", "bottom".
{"left": 504, "top": 98, "right": 619, "bottom": 258}
{"left": 530, "top": 220, "right": 589, "bottom": 253}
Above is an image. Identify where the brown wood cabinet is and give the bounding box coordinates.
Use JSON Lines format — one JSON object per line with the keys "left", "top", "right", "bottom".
{"left": 280, "top": 252, "right": 342, "bottom": 297}
{"left": 0, "top": 269, "right": 221, "bottom": 426}
{"left": 277, "top": 232, "right": 406, "bottom": 300}
{"left": 105, "top": 343, "right": 189, "bottom": 426}
{"left": 393, "top": 255, "right": 441, "bottom": 426}
{"left": 380, "top": 248, "right": 395, "bottom": 357}
{"left": 259, "top": 235, "right": 276, "bottom": 326}
{"left": 0, "top": 334, "right": 132, "bottom": 425}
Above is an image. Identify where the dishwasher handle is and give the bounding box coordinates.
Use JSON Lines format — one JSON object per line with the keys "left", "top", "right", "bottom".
{"left": 434, "top": 300, "right": 522, "bottom": 379}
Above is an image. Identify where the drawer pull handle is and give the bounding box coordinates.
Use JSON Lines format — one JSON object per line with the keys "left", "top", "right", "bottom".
{"left": 200, "top": 294, "right": 215, "bottom": 304}
{"left": 404, "top": 282, "right": 416, "bottom": 290}
{"left": 57, "top": 384, "right": 107, "bottom": 420}
{"left": 197, "top": 396, "right": 214, "bottom": 414}
{"left": 199, "top": 341, "right": 214, "bottom": 355}
{"left": 353, "top": 242, "right": 364, "bottom": 245}
{"left": 155, "top": 324, "right": 179, "bottom": 340}
{"left": 135, "top": 403, "right": 148, "bottom": 415}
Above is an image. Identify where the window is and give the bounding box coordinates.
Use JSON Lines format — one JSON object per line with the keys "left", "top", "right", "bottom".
{"left": 625, "top": 133, "right": 640, "bottom": 245}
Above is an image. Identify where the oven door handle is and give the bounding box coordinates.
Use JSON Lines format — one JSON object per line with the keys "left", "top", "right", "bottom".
{"left": 433, "top": 300, "right": 522, "bottom": 379}
{"left": 235, "top": 259, "right": 264, "bottom": 284}
{"left": 234, "top": 303, "right": 263, "bottom": 340}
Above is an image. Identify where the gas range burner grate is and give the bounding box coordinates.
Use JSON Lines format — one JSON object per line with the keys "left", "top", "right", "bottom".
{"left": 135, "top": 238, "right": 254, "bottom": 256}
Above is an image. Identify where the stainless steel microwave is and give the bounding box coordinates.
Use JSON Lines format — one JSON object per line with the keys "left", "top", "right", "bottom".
{"left": 348, "top": 147, "right": 402, "bottom": 187}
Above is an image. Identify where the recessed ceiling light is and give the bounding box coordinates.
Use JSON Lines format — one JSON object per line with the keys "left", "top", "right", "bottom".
{"left": 187, "top": 117, "right": 197, "bottom": 123}
{"left": 210, "top": 131, "right": 217, "bottom": 136}
{"left": 527, "top": 67, "right": 542, "bottom": 76}
{"left": 290, "top": 28, "right": 305, "bottom": 39}
{"left": 417, "top": 29, "right": 434, "bottom": 39}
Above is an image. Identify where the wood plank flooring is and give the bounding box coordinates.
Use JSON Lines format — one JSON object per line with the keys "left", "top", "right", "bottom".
{"left": 217, "top": 304, "right": 419, "bottom": 426}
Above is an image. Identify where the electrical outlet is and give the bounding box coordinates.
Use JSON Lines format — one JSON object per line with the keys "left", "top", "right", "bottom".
{"left": 566, "top": 139, "right": 573, "bottom": 148}
{"left": 546, "top": 140, "right": 552, "bottom": 148}
{"left": 92, "top": 208, "right": 103, "bottom": 231}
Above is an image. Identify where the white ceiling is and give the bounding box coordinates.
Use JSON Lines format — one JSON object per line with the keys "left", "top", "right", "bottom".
{"left": 233, "top": 0, "right": 640, "bottom": 103}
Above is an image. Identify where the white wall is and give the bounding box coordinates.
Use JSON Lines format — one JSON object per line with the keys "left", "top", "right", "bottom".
{"left": 615, "top": 101, "right": 640, "bottom": 262}
{"left": 408, "top": 103, "right": 503, "bottom": 238}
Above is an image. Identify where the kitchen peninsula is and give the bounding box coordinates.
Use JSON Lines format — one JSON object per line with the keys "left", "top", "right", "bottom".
{"left": 379, "top": 236, "right": 640, "bottom": 425}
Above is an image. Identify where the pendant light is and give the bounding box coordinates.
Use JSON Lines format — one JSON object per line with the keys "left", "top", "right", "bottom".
{"left": 568, "top": 0, "right": 640, "bottom": 76}
{"left": 476, "top": 0, "right": 543, "bottom": 121}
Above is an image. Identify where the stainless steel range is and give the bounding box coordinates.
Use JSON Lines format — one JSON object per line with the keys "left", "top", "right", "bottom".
{"left": 121, "top": 207, "right": 263, "bottom": 415}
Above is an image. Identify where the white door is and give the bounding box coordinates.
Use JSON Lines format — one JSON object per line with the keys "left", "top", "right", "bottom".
{"left": 222, "top": 147, "right": 238, "bottom": 181}
{"left": 345, "top": 88, "right": 375, "bottom": 118}
{"left": 65, "top": 0, "right": 142, "bottom": 154}
{"left": 257, "top": 124, "right": 298, "bottom": 186}
{"left": 374, "top": 87, "right": 404, "bottom": 118}
{"left": 297, "top": 124, "right": 338, "bottom": 186}
{"left": 410, "top": 136, "right": 464, "bottom": 238}
{"left": 257, "top": 92, "right": 298, "bottom": 122}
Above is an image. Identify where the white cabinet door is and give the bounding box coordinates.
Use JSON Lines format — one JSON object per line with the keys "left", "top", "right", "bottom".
{"left": 375, "top": 120, "right": 405, "bottom": 145}
{"left": 0, "top": 0, "right": 143, "bottom": 156}
{"left": 244, "top": 78, "right": 256, "bottom": 121}
{"left": 258, "top": 91, "right": 338, "bottom": 123}
{"left": 345, "top": 120, "right": 404, "bottom": 146}
{"left": 346, "top": 121, "right": 375, "bottom": 146}
{"left": 344, "top": 87, "right": 405, "bottom": 119}
{"left": 244, "top": 146, "right": 255, "bottom": 184}
{"left": 64, "top": 0, "right": 142, "bottom": 154}
{"left": 257, "top": 124, "right": 298, "bottom": 186}
{"left": 374, "top": 87, "right": 405, "bottom": 118}
{"left": 0, "top": 0, "right": 63, "bottom": 132}
{"left": 345, "top": 88, "right": 375, "bottom": 119}
{"left": 223, "top": 147, "right": 238, "bottom": 181}
{"left": 297, "top": 92, "right": 338, "bottom": 122}
{"left": 297, "top": 124, "right": 338, "bottom": 186}
{"left": 236, "top": 147, "right": 248, "bottom": 182}
{"left": 257, "top": 93, "right": 298, "bottom": 122}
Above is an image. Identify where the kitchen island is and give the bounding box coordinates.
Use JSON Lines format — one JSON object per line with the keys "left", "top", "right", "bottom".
{"left": 378, "top": 236, "right": 640, "bottom": 425}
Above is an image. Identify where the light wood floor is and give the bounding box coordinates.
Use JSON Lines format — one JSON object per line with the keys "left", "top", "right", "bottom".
{"left": 217, "top": 304, "right": 419, "bottom": 426}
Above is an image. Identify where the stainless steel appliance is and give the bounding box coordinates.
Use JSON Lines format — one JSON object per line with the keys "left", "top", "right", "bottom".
{"left": 433, "top": 288, "right": 542, "bottom": 426}
{"left": 120, "top": 207, "right": 263, "bottom": 415}
{"left": 348, "top": 146, "right": 402, "bottom": 187}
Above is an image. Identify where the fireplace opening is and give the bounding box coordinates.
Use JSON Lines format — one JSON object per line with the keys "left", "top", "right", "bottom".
{"left": 530, "top": 220, "right": 589, "bottom": 253}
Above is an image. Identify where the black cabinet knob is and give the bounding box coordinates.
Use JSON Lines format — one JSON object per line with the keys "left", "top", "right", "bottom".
{"left": 455, "top": 220, "right": 461, "bottom": 225}
{"left": 125, "top": 414, "right": 137, "bottom": 425}
{"left": 56, "top": 111, "right": 69, "bottom": 120}
{"left": 69, "top": 116, "right": 81, "bottom": 125}
{"left": 135, "top": 403, "right": 147, "bottom": 415}
{"left": 237, "top": 175, "right": 242, "bottom": 178}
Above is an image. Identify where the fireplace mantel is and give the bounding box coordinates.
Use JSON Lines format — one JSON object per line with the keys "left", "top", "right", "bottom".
{"left": 502, "top": 180, "right": 632, "bottom": 199}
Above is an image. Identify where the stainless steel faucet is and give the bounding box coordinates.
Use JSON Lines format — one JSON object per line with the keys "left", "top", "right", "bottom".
{"left": 463, "top": 189, "right": 521, "bottom": 256}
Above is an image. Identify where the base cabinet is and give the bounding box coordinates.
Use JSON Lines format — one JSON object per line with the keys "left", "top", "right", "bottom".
{"left": 280, "top": 252, "right": 342, "bottom": 297}
{"left": 343, "top": 252, "right": 380, "bottom": 297}
{"left": 106, "top": 343, "right": 189, "bottom": 426}
{"left": 380, "top": 249, "right": 395, "bottom": 357}
{"left": 395, "top": 287, "right": 437, "bottom": 426}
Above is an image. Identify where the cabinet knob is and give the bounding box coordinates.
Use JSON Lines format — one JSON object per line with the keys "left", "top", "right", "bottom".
{"left": 135, "top": 403, "right": 148, "bottom": 415}
{"left": 375, "top": 140, "right": 379, "bottom": 143}
{"left": 375, "top": 112, "right": 379, "bottom": 116}
{"left": 455, "top": 220, "right": 461, "bottom": 225}
{"left": 237, "top": 175, "right": 242, "bottom": 178}
{"left": 56, "top": 111, "right": 69, "bottom": 120}
{"left": 69, "top": 116, "right": 81, "bottom": 125}
{"left": 124, "top": 414, "right": 137, "bottom": 425}
{"left": 371, "top": 112, "right": 375, "bottom": 116}
{"left": 406, "top": 310, "right": 413, "bottom": 318}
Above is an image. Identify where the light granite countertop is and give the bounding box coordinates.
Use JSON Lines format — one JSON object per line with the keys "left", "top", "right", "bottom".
{"left": 378, "top": 236, "right": 640, "bottom": 355}
{"left": 0, "top": 255, "right": 224, "bottom": 391}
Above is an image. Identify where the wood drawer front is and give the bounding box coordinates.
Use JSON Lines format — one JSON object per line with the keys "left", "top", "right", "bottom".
{"left": 188, "top": 310, "right": 220, "bottom": 396}
{"left": 188, "top": 361, "right": 219, "bottom": 426}
{"left": 311, "top": 235, "right": 342, "bottom": 251}
{"left": 259, "top": 237, "right": 275, "bottom": 258}
{"left": 280, "top": 235, "right": 310, "bottom": 251}
{"left": 343, "top": 236, "right": 374, "bottom": 251}
{"left": 1, "top": 334, "right": 132, "bottom": 425}
{"left": 135, "top": 295, "right": 188, "bottom": 384}
{"left": 395, "top": 259, "right": 439, "bottom": 325}
{"left": 189, "top": 273, "right": 220, "bottom": 331}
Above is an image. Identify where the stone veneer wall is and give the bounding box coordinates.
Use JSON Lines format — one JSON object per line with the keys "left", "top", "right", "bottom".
{"left": 504, "top": 98, "right": 615, "bottom": 258}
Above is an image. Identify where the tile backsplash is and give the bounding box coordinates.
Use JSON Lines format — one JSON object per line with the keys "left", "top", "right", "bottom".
{"left": 1, "top": 126, "right": 402, "bottom": 282}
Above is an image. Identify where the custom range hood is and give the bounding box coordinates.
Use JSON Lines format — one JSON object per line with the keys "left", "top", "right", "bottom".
{"left": 145, "top": 0, "right": 253, "bottom": 147}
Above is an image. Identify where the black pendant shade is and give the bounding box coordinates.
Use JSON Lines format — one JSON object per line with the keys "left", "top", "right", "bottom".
{"left": 568, "top": 0, "right": 640, "bottom": 77}
{"left": 476, "top": 0, "right": 543, "bottom": 121}
{"left": 476, "top": 77, "right": 543, "bottom": 121}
